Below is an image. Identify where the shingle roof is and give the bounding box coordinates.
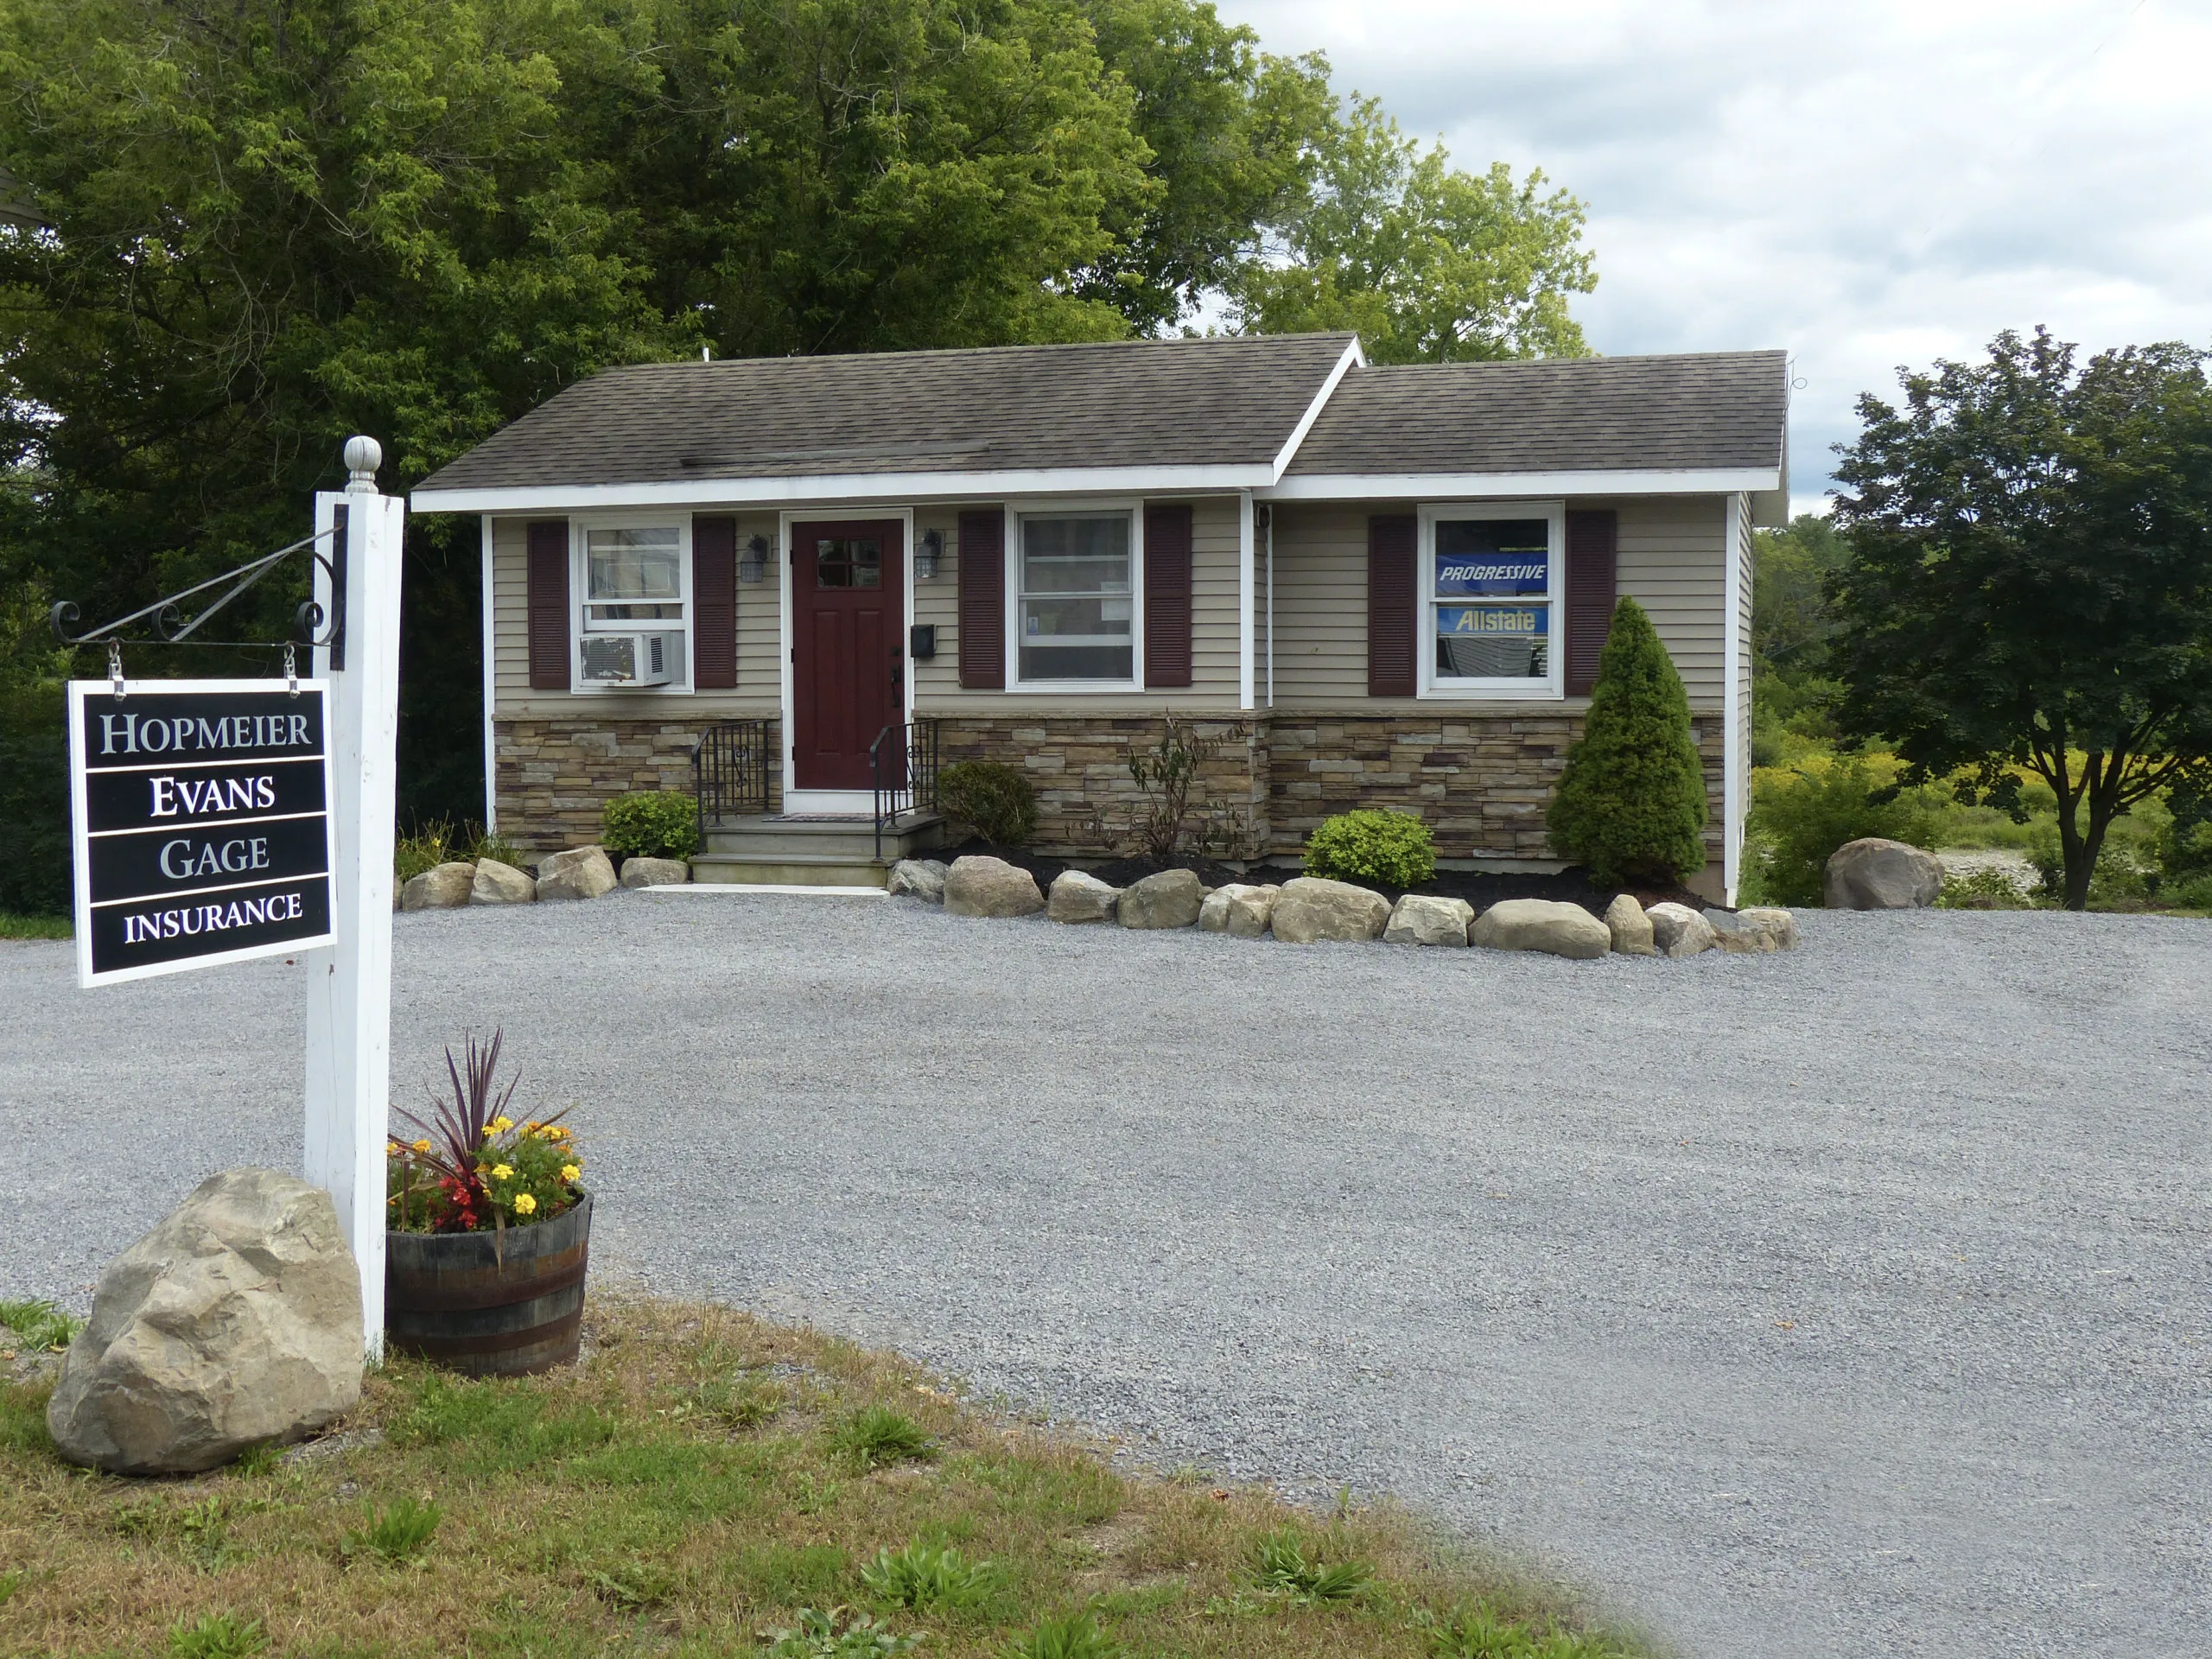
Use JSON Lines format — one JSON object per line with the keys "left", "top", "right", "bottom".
{"left": 414, "top": 333, "right": 1358, "bottom": 494}
{"left": 1280, "top": 351, "right": 1789, "bottom": 476}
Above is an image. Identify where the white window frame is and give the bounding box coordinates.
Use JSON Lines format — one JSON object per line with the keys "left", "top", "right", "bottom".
{"left": 1006, "top": 500, "right": 1145, "bottom": 694}
{"left": 569, "top": 515, "right": 694, "bottom": 696}
{"left": 1417, "top": 500, "right": 1566, "bottom": 701}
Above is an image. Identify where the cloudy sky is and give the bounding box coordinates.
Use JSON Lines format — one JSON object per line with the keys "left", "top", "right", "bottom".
{"left": 1213, "top": 0, "right": 2212, "bottom": 515}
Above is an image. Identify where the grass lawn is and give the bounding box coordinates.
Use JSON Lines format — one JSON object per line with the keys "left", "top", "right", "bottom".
{"left": 0, "top": 1298, "right": 1643, "bottom": 1658}
{"left": 0, "top": 912, "right": 71, "bottom": 941}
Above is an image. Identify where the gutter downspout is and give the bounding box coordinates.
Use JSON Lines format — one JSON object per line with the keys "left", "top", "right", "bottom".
{"left": 1721, "top": 493, "right": 1744, "bottom": 905}
{"left": 1237, "top": 490, "right": 1256, "bottom": 711}
{"left": 480, "top": 514, "right": 498, "bottom": 833}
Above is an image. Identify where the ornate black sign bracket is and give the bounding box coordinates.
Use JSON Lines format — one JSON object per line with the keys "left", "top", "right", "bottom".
{"left": 50, "top": 512, "right": 347, "bottom": 670}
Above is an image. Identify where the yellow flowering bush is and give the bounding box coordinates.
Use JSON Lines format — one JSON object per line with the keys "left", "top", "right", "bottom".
{"left": 385, "top": 1032, "right": 586, "bottom": 1234}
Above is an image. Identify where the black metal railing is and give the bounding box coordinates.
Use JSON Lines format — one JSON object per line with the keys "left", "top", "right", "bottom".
{"left": 870, "top": 719, "right": 940, "bottom": 860}
{"left": 693, "top": 720, "right": 775, "bottom": 842}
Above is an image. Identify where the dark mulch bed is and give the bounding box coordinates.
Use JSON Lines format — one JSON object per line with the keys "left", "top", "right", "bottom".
{"left": 933, "top": 838, "right": 1719, "bottom": 918}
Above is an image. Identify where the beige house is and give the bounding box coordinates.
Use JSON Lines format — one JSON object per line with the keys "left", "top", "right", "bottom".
{"left": 410, "top": 333, "right": 1787, "bottom": 901}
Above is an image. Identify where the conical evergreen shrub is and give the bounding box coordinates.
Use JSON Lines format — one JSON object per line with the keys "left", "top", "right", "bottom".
{"left": 1546, "top": 596, "right": 1709, "bottom": 887}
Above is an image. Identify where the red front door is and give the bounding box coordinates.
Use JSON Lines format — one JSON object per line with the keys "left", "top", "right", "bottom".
{"left": 791, "top": 519, "right": 905, "bottom": 791}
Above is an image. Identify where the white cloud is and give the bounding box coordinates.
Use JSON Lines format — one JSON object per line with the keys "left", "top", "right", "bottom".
{"left": 1215, "top": 0, "right": 2212, "bottom": 512}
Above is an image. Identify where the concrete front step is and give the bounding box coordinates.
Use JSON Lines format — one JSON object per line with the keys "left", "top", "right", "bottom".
{"left": 692, "top": 813, "right": 944, "bottom": 887}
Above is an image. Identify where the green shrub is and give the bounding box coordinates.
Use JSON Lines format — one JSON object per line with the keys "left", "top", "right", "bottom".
{"left": 1935, "top": 867, "right": 2036, "bottom": 910}
{"left": 0, "top": 681, "right": 70, "bottom": 916}
{"left": 395, "top": 820, "right": 521, "bottom": 881}
{"left": 2159, "top": 772, "right": 2212, "bottom": 884}
{"left": 937, "top": 761, "right": 1038, "bottom": 846}
{"left": 1546, "top": 598, "right": 1708, "bottom": 887}
{"left": 1744, "top": 757, "right": 1936, "bottom": 907}
{"left": 1303, "top": 809, "right": 1435, "bottom": 888}
{"left": 601, "top": 790, "right": 699, "bottom": 861}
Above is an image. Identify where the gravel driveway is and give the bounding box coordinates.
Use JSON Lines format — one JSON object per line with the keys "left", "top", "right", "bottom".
{"left": 5, "top": 896, "right": 2209, "bottom": 1658}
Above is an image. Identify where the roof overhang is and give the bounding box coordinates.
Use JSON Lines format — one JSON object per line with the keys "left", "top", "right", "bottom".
{"left": 412, "top": 463, "right": 1274, "bottom": 514}
{"left": 1259, "top": 467, "right": 1783, "bottom": 503}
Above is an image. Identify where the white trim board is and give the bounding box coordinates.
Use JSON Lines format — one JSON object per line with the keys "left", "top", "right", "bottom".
{"left": 1259, "top": 467, "right": 1783, "bottom": 501}
{"left": 416, "top": 466, "right": 1272, "bottom": 515}
{"left": 1269, "top": 337, "right": 1365, "bottom": 479}
{"left": 1721, "top": 491, "right": 1745, "bottom": 906}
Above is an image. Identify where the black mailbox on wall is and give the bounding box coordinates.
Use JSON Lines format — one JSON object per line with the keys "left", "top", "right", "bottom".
{"left": 909, "top": 624, "right": 938, "bottom": 661}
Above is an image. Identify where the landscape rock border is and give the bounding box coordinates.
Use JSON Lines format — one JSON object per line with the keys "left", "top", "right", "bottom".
{"left": 886, "top": 858, "right": 1802, "bottom": 962}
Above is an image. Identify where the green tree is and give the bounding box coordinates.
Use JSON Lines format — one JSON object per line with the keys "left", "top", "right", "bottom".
{"left": 1828, "top": 327, "right": 2212, "bottom": 910}
{"left": 1546, "top": 597, "right": 1709, "bottom": 887}
{"left": 1750, "top": 512, "right": 1848, "bottom": 757}
{"left": 1225, "top": 93, "right": 1593, "bottom": 363}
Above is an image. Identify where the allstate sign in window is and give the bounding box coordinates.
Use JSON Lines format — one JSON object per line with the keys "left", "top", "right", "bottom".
{"left": 1433, "top": 519, "right": 1550, "bottom": 680}
{"left": 68, "top": 679, "right": 336, "bottom": 986}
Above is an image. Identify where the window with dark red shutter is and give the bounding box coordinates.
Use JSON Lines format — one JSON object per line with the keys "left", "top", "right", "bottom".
{"left": 957, "top": 509, "right": 1005, "bottom": 690}
{"left": 1143, "top": 503, "right": 1193, "bottom": 689}
{"left": 1564, "top": 509, "right": 1618, "bottom": 696}
{"left": 1367, "top": 515, "right": 1417, "bottom": 697}
{"left": 692, "top": 517, "right": 738, "bottom": 689}
{"left": 525, "top": 519, "right": 570, "bottom": 690}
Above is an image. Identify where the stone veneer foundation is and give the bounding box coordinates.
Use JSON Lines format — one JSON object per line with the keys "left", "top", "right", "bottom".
{"left": 495, "top": 710, "right": 1726, "bottom": 888}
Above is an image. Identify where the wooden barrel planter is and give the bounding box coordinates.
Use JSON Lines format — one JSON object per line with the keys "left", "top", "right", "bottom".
{"left": 385, "top": 1194, "right": 591, "bottom": 1376}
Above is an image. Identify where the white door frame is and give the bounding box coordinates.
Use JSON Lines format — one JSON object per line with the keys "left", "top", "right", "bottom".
{"left": 778, "top": 507, "right": 914, "bottom": 815}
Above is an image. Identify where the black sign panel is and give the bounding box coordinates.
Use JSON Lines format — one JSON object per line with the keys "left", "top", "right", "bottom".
{"left": 70, "top": 681, "right": 335, "bottom": 985}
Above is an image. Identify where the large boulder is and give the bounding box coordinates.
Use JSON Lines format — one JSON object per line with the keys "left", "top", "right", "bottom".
{"left": 536, "top": 845, "right": 618, "bottom": 902}
{"left": 1198, "top": 883, "right": 1280, "bottom": 938}
{"left": 1047, "top": 869, "right": 1121, "bottom": 924}
{"left": 1603, "top": 893, "right": 1656, "bottom": 957}
{"left": 1736, "top": 906, "right": 1801, "bottom": 951}
{"left": 1468, "top": 898, "right": 1611, "bottom": 960}
{"left": 398, "top": 861, "right": 474, "bottom": 912}
{"left": 1646, "top": 901, "right": 1718, "bottom": 957}
{"left": 1704, "top": 909, "right": 1773, "bottom": 954}
{"left": 46, "top": 1169, "right": 364, "bottom": 1475}
{"left": 886, "top": 858, "right": 948, "bottom": 902}
{"left": 468, "top": 857, "right": 537, "bottom": 905}
{"left": 944, "top": 855, "right": 1044, "bottom": 918}
{"left": 1118, "top": 869, "right": 1205, "bottom": 930}
{"left": 1270, "top": 877, "right": 1390, "bottom": 944}
{"left": 1383, "top": 893, "right": 1475, "bottom": 947}
{"left": 619, "top": 855, "right": 690, "bottom": 889}
{"left": 1824, "top": 837, "right": 1942, "bottom": 910}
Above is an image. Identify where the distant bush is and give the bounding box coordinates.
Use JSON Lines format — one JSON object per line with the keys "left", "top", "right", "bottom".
{"left": 2159, "top": 772, "right": 2212, "bottom": 886}
{"left": 395, "top": 820, "right": 524, "bottom": 881}
{"left": 937, "top": 761, "right": 1038, "bottom": 846}
{"left": 601, "top": 791, "right": 699, "bottom": 861}
{"left": 1547, "top": 597, "right": 1708, "bottom": 887}
{"left": 0, "top": 681, "right": 70, "bottom": 916}
{"left": 1935, "top": 866, "right": 2037, "bottom": 910}
{"left": 1303, "top": 808, "right": 1435, "bottom": 889}
{"left": 1745, "top": 757, "right": 1936, "bottom": 906}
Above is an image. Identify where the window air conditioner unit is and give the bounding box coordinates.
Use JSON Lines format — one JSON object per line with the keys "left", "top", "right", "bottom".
{"left": 580, "top": 630, "right": 681, "bottom": 687}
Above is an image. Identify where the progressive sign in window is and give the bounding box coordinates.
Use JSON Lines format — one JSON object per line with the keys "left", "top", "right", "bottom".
{"left": 68, "top": 679, "right": 336, "bottom": 986}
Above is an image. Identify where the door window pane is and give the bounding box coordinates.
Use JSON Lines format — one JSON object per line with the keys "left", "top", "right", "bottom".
{"left": 587, "top": 526, "right": 683, "bottom": 621}
{"left": 1020, "top": 515, "right": 1132, "bottom": 681}
{"left": 815, "top": 537, "right": 882, "bottom": 590}
{"left": 1433, "top": 518, "right": 1550, "bottom": 680}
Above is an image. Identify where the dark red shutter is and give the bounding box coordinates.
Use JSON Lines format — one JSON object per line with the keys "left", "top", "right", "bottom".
{"left": 525, "top": 519, "right": 570, "bottom": 690}
{"left": 1564, "top": 509, "right": 1618, "bottom": 696}
{"left": 1143, "top": 503, "right": 1193, "bottom": 689}
{"left": 957, "top": 508, "right": 1005, "bottom": 690}
{"left": 1367, "top": 514, "right": 1417, "bottom": 697}
{"left": 692, "top": 516, "right": 737, "bottom": 688}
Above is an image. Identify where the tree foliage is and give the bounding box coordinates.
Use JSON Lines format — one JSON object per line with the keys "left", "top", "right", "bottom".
{"left": 0, "top": 0, "right": 1598, "bottom": 858}
{"left": 1751, "top": 512, "right": 1847, "bottom": 758}
{"left": 1547, "top": 597, "right": 1708, "bottom": 887}
{"left": 1224, "top": 93, "right": 1593, "bottom": 363}
{"left": 1828, "top": 327, "right": 2212, "bottom": 909}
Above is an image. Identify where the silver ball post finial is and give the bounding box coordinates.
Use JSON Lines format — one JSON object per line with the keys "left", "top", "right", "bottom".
{"left": 343, "top": 435, "right": 383, "bottom": 493}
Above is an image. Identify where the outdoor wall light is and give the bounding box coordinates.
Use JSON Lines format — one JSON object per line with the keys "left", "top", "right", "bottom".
{"left": 916, "top": 527, "right": 944, "bottom": 581}
{"left": 740, "top": 534, "right": 769, "bottom": 584}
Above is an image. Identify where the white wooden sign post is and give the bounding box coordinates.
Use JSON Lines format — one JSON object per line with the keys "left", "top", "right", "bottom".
{"left": 302, "top": 438, "right": 406, "bottom": 1357}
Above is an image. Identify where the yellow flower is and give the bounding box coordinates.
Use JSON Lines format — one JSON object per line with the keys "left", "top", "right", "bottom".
{"left": 560, "top": 1164, "right": 582, "bottom": 1184}
{"left": 524, "top": 1120, "right": 541, "bottom": 1132}
{"left": 512, "top": 1192, "right": 537, "bottom": 1217}
{"left": 491, "top": 1164, "right": 513, "bottom": 1182}
{"left": 411, "top": 1139, "right": 432, "bottom": 1154}
{"left": 490, "top": 1116, "right": 514, "bottom": 1134}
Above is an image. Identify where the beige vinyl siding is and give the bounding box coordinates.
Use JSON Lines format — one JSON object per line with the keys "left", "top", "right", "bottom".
{"left": 1268, "top": 495, "right": 1730, "bottom": 712}
{"left": 489, "top": 512, "right": 779, "bottom": 721}
{"left": 914, "top": 494, "right": 1246, "bottom": 714}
